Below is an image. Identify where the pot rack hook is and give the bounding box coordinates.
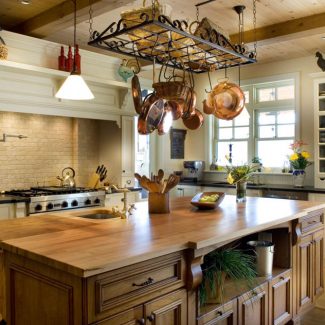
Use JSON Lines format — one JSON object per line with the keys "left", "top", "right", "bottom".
{"left": 205, "top": 69, "right": 213, "bottom": 93}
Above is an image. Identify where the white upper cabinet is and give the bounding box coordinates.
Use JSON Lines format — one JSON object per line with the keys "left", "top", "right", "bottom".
{"left": 0, "top": 31, "right": 141, "bottom": 122}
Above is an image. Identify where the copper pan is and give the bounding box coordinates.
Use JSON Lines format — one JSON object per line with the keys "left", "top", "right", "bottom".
{"left": 211, "top": 81, "right": 245, "bottom": 120}
{"left": 138, "top": 93, "right": 165, "bottom": 134}
{"left": 131, "top": 75, "right": 142, "bottom": 115}
{"left": 182, "top": 109, "right": 204, "bottom": 130}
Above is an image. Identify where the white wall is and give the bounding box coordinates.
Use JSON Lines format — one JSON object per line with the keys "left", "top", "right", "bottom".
{"left": 151, "top": 56, "right": 320, "bottom": 178}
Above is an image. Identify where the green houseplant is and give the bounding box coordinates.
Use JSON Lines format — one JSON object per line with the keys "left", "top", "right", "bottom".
{"left": 199, "top": 247, "right": 257, "bottom": 306}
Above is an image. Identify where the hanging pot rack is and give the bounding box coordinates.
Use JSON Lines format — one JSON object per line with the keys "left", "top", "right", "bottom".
{"left": 87, "top": 9, "right": 257, "bottom": 73}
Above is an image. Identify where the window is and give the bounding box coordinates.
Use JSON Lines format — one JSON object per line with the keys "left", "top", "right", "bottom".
{"left": 216, "top": 107, "right": 250, "bottom": 165}
{"left": 214, "top": 76, "right": 297, "bottom": 169}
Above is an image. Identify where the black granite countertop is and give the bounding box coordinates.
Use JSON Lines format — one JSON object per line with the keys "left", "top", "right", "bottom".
{"left": 0, "top": 194, "right": 30, "bottom": 204}
{"left": 179, "top": 181, "right": 325, "bottom": 193}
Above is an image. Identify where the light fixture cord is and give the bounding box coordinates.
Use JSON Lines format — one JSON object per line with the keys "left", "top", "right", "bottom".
{"left": 88, "top": 0, "right": 94, "bottom": 40}
{"left": 253, "top": 0, "right": 257, "bottom": 59}
{"left": 73, "top": 0, "right": 77, "bottom": 73}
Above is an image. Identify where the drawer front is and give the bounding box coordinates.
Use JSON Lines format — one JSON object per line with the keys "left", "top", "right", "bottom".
{"left": 92, "top": 305, "right": 143, "bottom": 325}
{"left": 301, "top": 212, "right": 323, "bottom": 234}
{"left": 88, "top": 252, "right": 186, "bottom": 322}
{"left": 197, "top": 298, "right": 237, "bottom": 325}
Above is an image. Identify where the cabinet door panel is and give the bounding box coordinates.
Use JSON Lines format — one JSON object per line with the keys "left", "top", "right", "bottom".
{"left": 0, "top": 250, "right": 5, "bottom": 322}
{"left": 93, "top": 306, "right": 143, "bottom": 325}
{"left": 144, "top": 289, "right": 187, "bottom": 325}
{"left": 313, "top": 229, "right": 324, "bottom": 297}
{"left": 238, "top": 283, "right": 268, "bottom": 325}
{"left": 269, "top": 270, "right": 292, "bottom": 325}
{"left": 197, "top": 298, "right": 237, "bottom": 325}
{"left": 297, "top": 234, "right": 313, "bottom": 314}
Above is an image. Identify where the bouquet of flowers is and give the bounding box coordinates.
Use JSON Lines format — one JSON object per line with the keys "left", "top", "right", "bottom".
{"left": 225, "top": 161, "right": 258, "bottom": 185}
{"left": 289, "top": 140, "right": 312, "bottom": 173}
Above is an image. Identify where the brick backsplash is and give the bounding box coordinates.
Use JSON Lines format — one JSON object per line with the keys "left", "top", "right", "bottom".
{"left": 0, "top": 112, "right": 100, "bottom": 190}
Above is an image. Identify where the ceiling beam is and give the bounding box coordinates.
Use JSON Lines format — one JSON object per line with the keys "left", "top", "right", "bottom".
{"left": 12, "top": 0, "right": 135, "bottom": 38}
{"left": 230, "top": 11, "right": 325, "bottom": 46}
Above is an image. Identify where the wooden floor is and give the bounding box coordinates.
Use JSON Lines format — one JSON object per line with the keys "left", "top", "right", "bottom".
{"left": 301, "top": 308, "right": 325, "bottom": 325}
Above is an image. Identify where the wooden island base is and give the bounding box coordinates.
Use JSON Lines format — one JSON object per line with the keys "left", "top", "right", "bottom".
{"left": 0, "top": 196, "right": 324, "bottom": 325}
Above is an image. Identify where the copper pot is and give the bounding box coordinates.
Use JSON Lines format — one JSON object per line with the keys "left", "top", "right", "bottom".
{"left": 152, "top": 81, "right": 191, "bottom": 102}
{"left": 210, "top": 81, "right": 245, "bottom": 120}
{"left": 165, "top": 100, "right": 183, "bottom": 120}
{"left": 202, "top": 99, "right": 215, "bottom": 114}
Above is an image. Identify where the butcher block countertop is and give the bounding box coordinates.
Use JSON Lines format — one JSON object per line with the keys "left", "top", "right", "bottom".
{"left": 1, "top": 196, "right": 325, "bottom": 278}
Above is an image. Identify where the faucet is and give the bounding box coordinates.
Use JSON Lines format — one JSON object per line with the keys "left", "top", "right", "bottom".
{"left": 110, "top": 188, "right": 136, "bottom": 219}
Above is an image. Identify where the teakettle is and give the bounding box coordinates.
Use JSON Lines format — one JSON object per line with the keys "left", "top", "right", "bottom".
{"left": 57, "top": 167, "right": 76, "bottom": 188}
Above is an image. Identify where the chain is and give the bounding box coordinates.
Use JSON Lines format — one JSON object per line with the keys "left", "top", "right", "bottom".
{"left": 196, "top": 6, "right": 200, "bottom": 21}
{"left": 151, "top": 0, "right": 156, "bottom": 19}
{"left": 88, "top": 0, "right": 94, "bottom": 40}
{"left": 253, "top": 0, "right": 257, "bottom": 59}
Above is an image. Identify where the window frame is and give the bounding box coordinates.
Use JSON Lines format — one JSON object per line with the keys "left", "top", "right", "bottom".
{"left": 212, "top": 73, "right": 300, "bottom": 170}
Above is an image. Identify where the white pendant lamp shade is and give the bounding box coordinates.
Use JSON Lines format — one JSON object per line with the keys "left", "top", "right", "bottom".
{"left": 55, "top": 0, "right": 94, "bottom": 101}
{"left": 55, "top": 73, "right": 94, "bottom": 100}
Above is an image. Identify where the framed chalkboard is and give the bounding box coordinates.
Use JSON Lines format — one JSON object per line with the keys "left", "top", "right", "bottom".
{"left": 170, "top": 128, "right": 187, "bottom": 159}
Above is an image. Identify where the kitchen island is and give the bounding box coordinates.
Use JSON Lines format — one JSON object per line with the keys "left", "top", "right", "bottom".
{"left": 0, "top": 196, "right": 324, "bottom": 325}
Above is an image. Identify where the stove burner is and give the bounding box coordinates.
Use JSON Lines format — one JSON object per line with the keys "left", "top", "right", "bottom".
{"left": 30, "top": 186, "right": 99, "bottom": 195}
{"left": 6, "top": 187, "right": 106, "bottom": 214}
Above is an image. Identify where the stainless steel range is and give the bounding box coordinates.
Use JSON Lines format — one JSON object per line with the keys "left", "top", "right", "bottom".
{"left": 6, "top": 187, "right": 105, "bottom": 215}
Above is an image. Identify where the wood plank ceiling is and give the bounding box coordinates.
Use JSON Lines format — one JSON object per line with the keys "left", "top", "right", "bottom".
{"left": 1, "top": 0, "right": 325, "bottom": 64}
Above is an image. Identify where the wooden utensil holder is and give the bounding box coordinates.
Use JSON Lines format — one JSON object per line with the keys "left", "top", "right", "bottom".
{"left": 148, "top": 192, "right": 170, "bottom": 214}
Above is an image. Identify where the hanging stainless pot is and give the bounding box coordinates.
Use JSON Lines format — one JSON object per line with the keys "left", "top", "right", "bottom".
{"left": 138, "top": 93, "right": 165, "bottom": 135}
{"left": 210, "top": 81, "right": 245, "bottom": 120}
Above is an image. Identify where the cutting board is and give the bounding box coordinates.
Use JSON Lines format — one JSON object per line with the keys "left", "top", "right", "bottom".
{"left": 87, "top": 173, "right": 100, "bottom": 189}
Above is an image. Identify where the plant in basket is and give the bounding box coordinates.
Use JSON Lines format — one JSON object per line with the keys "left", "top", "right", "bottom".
{"left": 199, "top": 246, "right": 257, "bottom": 306}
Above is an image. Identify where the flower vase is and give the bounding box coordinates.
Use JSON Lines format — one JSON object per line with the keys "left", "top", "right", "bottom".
{"left": 293, "top": 170, "right": 306, "bottom": 187}
{"left": 236, "top": 181, "right": 247, "bottom": 202}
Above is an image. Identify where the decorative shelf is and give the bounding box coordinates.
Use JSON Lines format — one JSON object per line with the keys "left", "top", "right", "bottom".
{"left": 0, "top": 60, "right": 131, "bottom": 89}
{"left": 88, "top": 14, "right": 256, "bottom": 73}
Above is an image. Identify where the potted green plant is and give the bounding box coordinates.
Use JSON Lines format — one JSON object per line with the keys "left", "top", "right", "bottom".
{"left": 251, "top": 157, "right": 262, "bottom": 172}
{"left": 199, "top": 247, "right": 257, "bottom": 306}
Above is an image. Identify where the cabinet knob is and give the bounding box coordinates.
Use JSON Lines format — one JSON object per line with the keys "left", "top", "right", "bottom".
{"left": 137, "top": 318, "right": 145, "bottom": 325}
{"left": 147, "top": 314, "right": 155, "bottom": 322}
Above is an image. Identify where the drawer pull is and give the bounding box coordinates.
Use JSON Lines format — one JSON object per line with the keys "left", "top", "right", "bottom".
{"left": 147, "top": 314, "right": 155, "bottom": 322}
{"left": 307, "top": 220, "right": 317, "bottom": 224}
{"left": 132, "top": 277, "right": 154, "bottom": 287}
{"left": 137, "top": 318, "right": 145, "bottom": 325}
{"left": 216, "top": 311, "right": 223, "bottom": 316}
{"left": 280, "top": 276, "right": 285, "bottom": 281}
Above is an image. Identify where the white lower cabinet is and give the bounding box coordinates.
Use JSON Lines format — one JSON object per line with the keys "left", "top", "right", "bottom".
{"left": 202, "top": 186, "right": 236, "bottom": 195}
{"left": 308, "top": 193, "right": 325, "bottom": 201}
{"left": 169, "top": 185, "right": 202, "bottom": 198}
{"left": 0, "top": 203, "right": 27, "bottom": 220}
{"left": 105, "top": 192, "right": 139, "bottom": 209}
